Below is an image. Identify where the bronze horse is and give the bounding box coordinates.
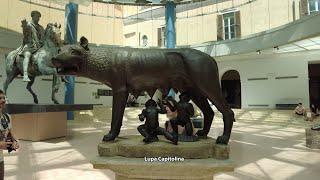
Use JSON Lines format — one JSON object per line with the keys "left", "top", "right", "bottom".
{"left": 4, "top": 23, "right": 63, "bottom": 104}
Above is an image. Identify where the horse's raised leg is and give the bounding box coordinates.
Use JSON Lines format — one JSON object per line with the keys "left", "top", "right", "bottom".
{"left": 51, "top": 74, "right": 60, "bottom": 104}
{"left": 3, "top": 71, "right": 18, "bottom": 96}
{"left": 26, "top": 76, "right": 38, "bottom": 104}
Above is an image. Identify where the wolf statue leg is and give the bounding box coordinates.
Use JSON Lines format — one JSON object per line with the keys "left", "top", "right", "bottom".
{"left": 103, "top": 90, "right": 128, "bottom": 141}
{"left": 198, "top": 81, "right": 235, "bottom": 145}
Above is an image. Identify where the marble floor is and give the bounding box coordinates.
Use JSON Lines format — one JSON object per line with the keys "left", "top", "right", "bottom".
{"left": 4, "top": 107, "right": 320, "bottom": 180}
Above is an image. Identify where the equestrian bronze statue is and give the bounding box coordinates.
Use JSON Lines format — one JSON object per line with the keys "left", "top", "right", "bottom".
{"left": 4, "top": 13, "right": 63, "bottom": 104}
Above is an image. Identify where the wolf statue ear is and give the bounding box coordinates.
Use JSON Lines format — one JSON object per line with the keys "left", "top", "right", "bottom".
{"left": 80, "top": 36, "right": 89, "bottom": 51}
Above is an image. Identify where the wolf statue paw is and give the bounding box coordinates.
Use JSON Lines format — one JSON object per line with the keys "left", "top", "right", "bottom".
{"left": 196, "top": 129, "right": 208, "bottom": 138}
{"left": 216, "top": 135, "right": 230, "bottom": 145}
{"left": 143, "top": 136, "right": 159, "bottom": 143}
{"left": 102, "top": 132, "right": 117, "bottom": 141}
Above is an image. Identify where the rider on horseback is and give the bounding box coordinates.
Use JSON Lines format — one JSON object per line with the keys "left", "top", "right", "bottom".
{"left": 21, "top": 10, "right": 45, "bottom": 82}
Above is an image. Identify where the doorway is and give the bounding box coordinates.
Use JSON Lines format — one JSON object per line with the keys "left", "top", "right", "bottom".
{"left": 308, "top": 63, "right": 320, "bottom": 108}
{"left": 221, "top": 70, "right": 241, "bottom": 108}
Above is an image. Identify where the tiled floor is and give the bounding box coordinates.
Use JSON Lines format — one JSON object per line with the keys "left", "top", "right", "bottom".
{"left": 4, "top": 107, "right": 320, "bottom": 180}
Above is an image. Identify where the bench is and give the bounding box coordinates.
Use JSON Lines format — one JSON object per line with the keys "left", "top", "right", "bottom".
{"left": 275, "top": 104, "right": 297, "bottom": 110}
{"left": 276, "top": 98, "right": 302, "bottom": 110}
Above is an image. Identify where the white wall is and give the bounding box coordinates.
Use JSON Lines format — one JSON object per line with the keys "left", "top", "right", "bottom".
{"left": 216, "top": 50, "right": 320, "bottom": 108}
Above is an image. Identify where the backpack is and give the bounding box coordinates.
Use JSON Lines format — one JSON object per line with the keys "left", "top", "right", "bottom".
{"left": 1, "top": 113, "right": 10, "bottom": 130}
{"left": 3, "top": 113, "right": 10, "bottom": 123}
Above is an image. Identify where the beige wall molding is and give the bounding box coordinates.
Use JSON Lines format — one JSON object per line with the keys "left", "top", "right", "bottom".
{"left": 0, "top": 27, "right": 22, "bottom": 49}
{"left": 186, "top": 13, "right": 320, "bottom": 57}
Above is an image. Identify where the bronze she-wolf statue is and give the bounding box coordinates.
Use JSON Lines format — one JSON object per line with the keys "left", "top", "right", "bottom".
{"left": 52, "top": 37, "right": 235, "bottom": 144}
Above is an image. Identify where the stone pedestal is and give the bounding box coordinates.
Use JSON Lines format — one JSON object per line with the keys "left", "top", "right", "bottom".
{"left": 11, "top": 112, "right": 67, "bottom": 141}
{"left": 92, "top": 135, "right": 234, "bottom": 180}
{"left": 306, "top": 128, "right": 320, "bottom": 149}
{"left": 7, "top": 104, "right": 94, "bottom": 141}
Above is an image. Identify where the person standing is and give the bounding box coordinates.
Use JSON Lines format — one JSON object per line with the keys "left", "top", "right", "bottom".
{"left": 0, "top": 90, "right": 19, "bottom": 180}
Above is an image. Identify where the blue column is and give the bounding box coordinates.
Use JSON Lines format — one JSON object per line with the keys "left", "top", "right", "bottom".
{"left": 64, "top": 3, "right": 78, "bottom": 120}
{"left": 165, "top": 1, "right": 176, "bottom": 97}
{"left": 165, "top": 1, "right": 176, "bottom": 49}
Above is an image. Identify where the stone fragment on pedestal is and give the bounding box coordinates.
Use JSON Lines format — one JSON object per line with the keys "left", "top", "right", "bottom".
{"left": 92, "top": 135, "right": 234, "bottom": 180}
{"left": 306, "top": 128, "right": 320, "bottom": 149}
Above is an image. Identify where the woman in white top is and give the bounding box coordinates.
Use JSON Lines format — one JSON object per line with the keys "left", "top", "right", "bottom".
{"left": 0, "top": 89, "right": 19, "bottom": 180}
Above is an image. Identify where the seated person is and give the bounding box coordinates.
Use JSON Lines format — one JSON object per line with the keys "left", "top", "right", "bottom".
{"left": 294, "top": 103, "right": 306, "bottom": 116}
{"left": 137, "top": 99, "right": 177, "bottom": 144}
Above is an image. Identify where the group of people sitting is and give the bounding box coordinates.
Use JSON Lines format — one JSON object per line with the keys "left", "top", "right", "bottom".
{"left": 137, "top": 93, "right": 196, "bottom": 145}
{"left": 294, "top": 103, "right": 319, "bottom": 120}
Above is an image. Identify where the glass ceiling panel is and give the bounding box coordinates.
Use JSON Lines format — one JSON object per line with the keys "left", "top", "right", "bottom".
{"left": 41, "top": 0, "right": 209, "bottom": 6}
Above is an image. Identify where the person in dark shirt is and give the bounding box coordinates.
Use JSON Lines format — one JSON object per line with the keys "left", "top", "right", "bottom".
{"left": 0, "top": 90, "right": 19, "bottom": 180}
